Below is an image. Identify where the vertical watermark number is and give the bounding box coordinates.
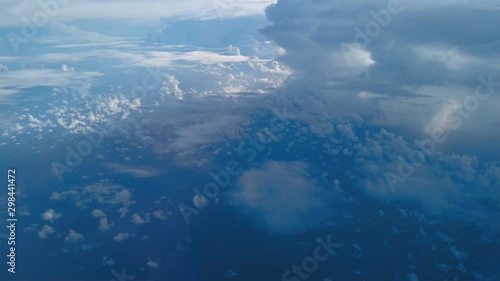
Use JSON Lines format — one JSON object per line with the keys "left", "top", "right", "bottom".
{"left": 7, "top": 168, "right": 17, "bottom": 273}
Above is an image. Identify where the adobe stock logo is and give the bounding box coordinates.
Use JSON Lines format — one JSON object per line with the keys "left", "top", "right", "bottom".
{"left": 110, "top": 267, "right": 135, "bottom": 281}
{"left": 282, "top": 235, "right": 342, "bottom": 281}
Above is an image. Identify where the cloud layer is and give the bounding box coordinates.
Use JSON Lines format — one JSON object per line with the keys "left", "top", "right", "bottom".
{"left": 230, "top": 161, "right": 335, "bottom": 234}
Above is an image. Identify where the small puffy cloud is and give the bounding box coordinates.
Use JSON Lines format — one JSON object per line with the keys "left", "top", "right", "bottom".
{"left": 98, "top": 217, "right": 111, "bottom": 231}
{"left": 111, "top": 189, "right": 136, "bottom": 207}
{"left": 146, "top": 257, "right": 160, "bottom": 269}
{"left": 131, "top": 213, "right": 150, "bottom": 224}
{"left": 118, "top": 207, "right": 129, "bottom": 218}
{"left": 193, "top": 195, "right": 208, "bottom": 209}
{"left": 406, "top": 273, "right": 419, "bottom": 281}
{"left": 64, "top": 230, "right": 84, "bottom": 243}
{"left": 24, "top": 225, "right": 38, "bottom": 233}
{"left": 42, "top": 209, "right": 63, "bottom": 223}
{"left": 161, "top": 75, "right": 184, "bottom": 100}
{"left": 50, "top": 192, "right": 65, "bottom": 200}
{"left": 102, "top": 256, "right": 116, "bottom": 267}
{"left": 152, "top": 210, "right": 169, "bottom": 220}
{"left": 61, "top": 64, "right": 75, "bottom": 72}
{"left": 91, "top": 209, "right": 106, "bottom": 218}
{"left": 449, "top": 246, "right": 468, "bottom": 261}
{"left": 91, "top": 209, "right": 112, "bottom": 231}
{"left": 38, "top": 225, "right": 55, "bottom": 239}
{"left": 113, "top": 232, "right": 133, "bottom": 242}
{"left": 225, "top": 270, "right": 237, "bottom": 279}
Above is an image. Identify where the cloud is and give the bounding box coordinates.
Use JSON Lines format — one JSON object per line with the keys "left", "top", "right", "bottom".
{"left": 131, "top": 213, "right": 150, "bottom": 224}
{"left": 146, "top": 257, "right": 160, "bottom": 269}
{"left": 152, "top": 210, "right": 170, "bottom": 220}
{"left": 14, "top": 48, "right": 250, "bottom": 67}
{"left": 170, "top": 114, "right": 246, "bottom": 151}
{"left": 0, "top": 68, "right": 103, "bottom": 90}
{"left": 42, "top": 209, "right": 63, "bottom": 223}
{"left": 261, "top": 0, "right": 500, "bottom": 110}
{"left": 91, "top": 209, "right": 106, "bottom": 218}
{"left": 229, "top": 161, "right": 336, "bottom": 234}
{"left": 113, "top": 232, "right": 133, "bottom": 242}
{"left": 50, "top": 183, "right": 136, "bottom": 210}
{"left": 323, "top": 125, "right": 500, "bottom": 228}
{"left": 64, "top": 229, "right": 84, "bottom": 243}
{"left": 193, "top": 195, "right": 209, "bottom": 209}
{"left": 260, "top": 0, "right": 500, "bottom": 161}
{"left": 102, "top": 256, "right": 116, "bottom": 267}
{"left": 406, "top": 273, "right": 420, "bottom": 281}
{"left": 103, "top": 163, "right": 161, "bottom": 178}
{"left": 161, "top": 75, "right": 184, "bottom": 100}
{"left": 150, "top": 16, "right": 269, "bottom": 48}
{"left": 118, "top": 207, "right": 129, "bottom": 218}
{"left": 111, "top": 189, "right": 135, "bottom": 206}
{"left": 38, "top": 225, "right": 55, "bottom": 239}
{"left": 0, "top": 89, "right": 22, "bottom": 103}
{"left": 98, "top": 217, "right": 111, "bottom": 231}
{"left": 90, "top": 209, "right": 113, "bottom": 231}
{"left": 0, "top": 0, "right": 277, "bottom": 28}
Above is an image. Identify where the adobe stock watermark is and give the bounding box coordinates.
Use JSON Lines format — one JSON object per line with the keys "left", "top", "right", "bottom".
{"left": 178, "top": 107, "right": 291, "bottom": 224}
{"left": 50, "top": 67, "right": 165, "bottom": 182}
{"left": 282, "top": 235, "right": 342, "bottom": 281}
{"left": 8, "top": 0, "right": 71, "bottom": 54}
{"left": 384, "top": 74, "right": 499, "bottom": 191}
{"left": 340, "top": 0, "right": 407, "bottom": 65}
{"left": 110, "top": 267, "right": 135, "bottom": 281}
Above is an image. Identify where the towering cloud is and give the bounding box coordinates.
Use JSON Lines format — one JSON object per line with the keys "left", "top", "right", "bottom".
{"left": 261, "top": 0, "right": 500, "bottom": 147}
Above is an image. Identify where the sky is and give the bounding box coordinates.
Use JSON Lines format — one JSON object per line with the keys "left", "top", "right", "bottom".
{"left": 0, "top": 0, "right": 499, "bottom": 281}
